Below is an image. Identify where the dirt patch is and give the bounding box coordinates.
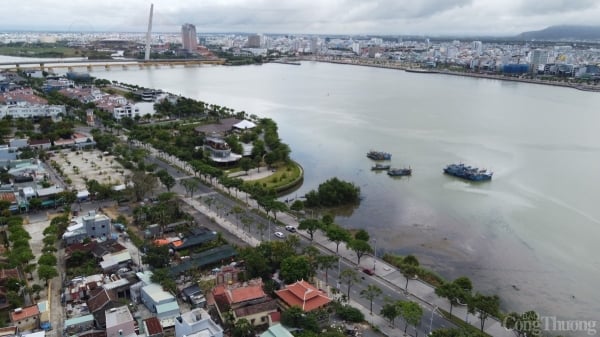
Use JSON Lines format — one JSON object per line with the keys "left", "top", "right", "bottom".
{"left": 49, "top": 149, "right": 132, "bottom": 190}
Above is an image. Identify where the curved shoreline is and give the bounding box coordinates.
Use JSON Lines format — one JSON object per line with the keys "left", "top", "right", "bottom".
{"left": 308, "top": 58, "right": 600, "bottom": 93}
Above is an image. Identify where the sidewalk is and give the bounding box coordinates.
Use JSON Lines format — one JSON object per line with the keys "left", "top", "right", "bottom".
{"left": 139, "top": 141, "right": 513, "bottom": 337}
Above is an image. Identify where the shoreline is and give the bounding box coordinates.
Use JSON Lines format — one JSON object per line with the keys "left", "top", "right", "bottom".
{"left": 307, "top": 58, "right": 600, "bottom": 93}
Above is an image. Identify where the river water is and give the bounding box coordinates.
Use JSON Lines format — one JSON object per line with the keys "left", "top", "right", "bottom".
{"left": 11, "top": 58, "right": 597, "bottom": 320}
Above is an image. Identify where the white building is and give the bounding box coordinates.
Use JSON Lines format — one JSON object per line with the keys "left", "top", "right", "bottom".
{"left": 0, "top": 103, "right": 65, "bottom": 120}
{"left": 175, "top": 308, "right": 223, "bottom": 337}
{"left": 113, "top": 103, "right": 140, "bottom": 120}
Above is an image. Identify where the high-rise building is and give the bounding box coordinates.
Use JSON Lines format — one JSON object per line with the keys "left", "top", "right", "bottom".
{"left": 472, "top": 41, "right": 483, "bottom": 56}
{"left": 247, "top": 34, "right": 261, "bottom": 48}
{"left": 181, "top": 23, "right": 198, "bottom": 52}
{"left": 530, "top": 49, "right": 549, "bottom": 65}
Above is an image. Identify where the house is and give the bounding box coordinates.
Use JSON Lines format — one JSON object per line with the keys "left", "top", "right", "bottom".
{"left": 275, "top": 280, "right": 331, "bottom": 312}
{"left": 0, "top": 326, "right": 17, "bottom": 337}
{"left": 259, "top": 324, "right": 294, "bottom": 337}
{"left": 99, "top": 250, "right": 132, "bottom": 272}
{"left": 143, "top": 317, "right": 164, "bottom": 337}
{"left": 64, "top": 314, "right": 95, "bottom": 334}
{"left": 86, "top": 287, "right": 120, "bottom": 328}
{"left": 0, "top": 145, "right": 18, "bottom": 161}
{"left": 113, "top": 103, "right": 140, "bottom": 120}
{"left": 27, "top": 139, "right": 51, "bottom": 150}
{"left": 181, "top": 284, "right": 206, "bottom": 308}
{"left": 203, "top": 135, "right": 242, "bottom": 164}
{"left": 174, "top": 308, "right": 223, "bottom": 337}
{"left": 140, "top": 283, "right": 176, "bottom": 313}
{"left": 9, "top": 305, "right": 41, "bottom": 331}
{"left": 105, "top": 306, "right": 136, "bottom": 337}
{"left": 212, "top": 278, "right": 278, "bottom": 327}
{"left": 170, "top": 230, "right": 217, "bottom": 252}
{"left": 83, "top": 210, "right": 111, "bottom": 240}
{"left": 169, "top": 245, "right": 237, "bottom": 277}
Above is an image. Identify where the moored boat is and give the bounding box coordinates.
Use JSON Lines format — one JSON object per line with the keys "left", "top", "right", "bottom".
{"left": 371, "top": 164, "right": 391, "bottom": 171}
{"left": 388, "top": 167, "right": 412, "bottom": 176}
{"left": 367, "top": 150, "right": 392, "bottom": 160}
{"left": 443, "top": 163, "right": 492, "bottom": 181}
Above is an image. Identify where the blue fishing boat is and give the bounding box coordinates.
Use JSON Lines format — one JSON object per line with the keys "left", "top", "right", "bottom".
{"left": 443, "top": 163, "right": 492, "bottom": 181}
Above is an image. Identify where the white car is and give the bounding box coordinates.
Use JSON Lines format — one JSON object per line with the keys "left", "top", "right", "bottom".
{"left": 285, "top": 225, "right": 296, "bottom": 232}
{"left": 274, "top": 231, "right": 285, "bottom": 239}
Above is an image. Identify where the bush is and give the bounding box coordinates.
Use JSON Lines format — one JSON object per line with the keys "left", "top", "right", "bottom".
{"left": 336, "top": 304, "right": 364, "bottom": 322}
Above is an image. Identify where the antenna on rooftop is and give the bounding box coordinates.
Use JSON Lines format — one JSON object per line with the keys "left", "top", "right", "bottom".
{"left": 144, "top": 3, "right": 154, "bottom": 61}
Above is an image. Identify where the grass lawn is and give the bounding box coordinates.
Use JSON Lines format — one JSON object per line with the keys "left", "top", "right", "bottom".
{"left": 0, "top": 46, "right": 80, "bottom": 58}
{"left": 245, "top": 161, "right": 302, "bottom": 192}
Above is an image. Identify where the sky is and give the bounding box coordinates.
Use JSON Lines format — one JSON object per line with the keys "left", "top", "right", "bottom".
{"left": 1, "top": 0, "right": 599, "bottom": 36}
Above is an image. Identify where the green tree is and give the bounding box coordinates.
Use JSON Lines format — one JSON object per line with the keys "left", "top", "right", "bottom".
{"left": 37, "top": 264, "right": 58, "bottom": 285}
{"left": 130, "top": 171, "right": 158, "bottom": 201}
{"left": 325, "top": 224, "right": 351, "bottom": 253}
{"left": 347, "top": 239, "right": 373, "bottom": 265}
{"left": 469, "top": 293, "right": 500, "bottom": 332}
{"left": 38, "top": 253, "right": 57, "bottom": 266}
{"left": 158, "top": 172, "right": 176, "bottom": 192}
{"left": 280, "top": 255, "right": 313, "bottom": 284}
{"left": 401, "top": 264, "right": 419, "bottom": 292}
{"left": 232, "top": 318, "right": 255, "bottom": 337}
{"left": 316, "top": 254, "right": 338, "bottom": 286}
{"left": 401, "top": 301, "right": 424, "bottom": 336}
{"left": 354, "top": 229, "right": 370, "bottom": 241}
{"left": 180, "top": 177, "right": 201, "bottom": 197}
{"left": 360, "top": 284, "right": 382, "bottom": 314}
{"left": 142, "top": 244, "right": 170, "bottom": 269}
{"left": 239, "top": 157, "right": 252, "bottom": 174}
{"left": 298, "top": 219, "right": 323, "bottom": 241}
{"left": 340, "top": 268, "right": 360, "bottom": 301}
{"left": 380, "top": 301, "right": 401, "bottom": 327}
{"left": 281, "top": 306, "right": 319, "bottom": 332}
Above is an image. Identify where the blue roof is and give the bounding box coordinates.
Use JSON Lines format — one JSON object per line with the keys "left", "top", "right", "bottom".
{"left": 64, "top": 314, "right": 94, "bottom": 327}
{"left": 156, "top": 301, "right": 180, "bottom": 314}
{"left": 260, "top": 324, "right": 294, "bottom": 337}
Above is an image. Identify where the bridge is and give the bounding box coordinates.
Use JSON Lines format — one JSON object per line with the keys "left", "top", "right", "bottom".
{"left": 0, "top": 58, "right": 225, "bottom": 72}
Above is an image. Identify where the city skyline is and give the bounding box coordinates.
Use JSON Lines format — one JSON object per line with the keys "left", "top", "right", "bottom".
{"left": 1, "top": 0, "right": 600, "bottom": 37}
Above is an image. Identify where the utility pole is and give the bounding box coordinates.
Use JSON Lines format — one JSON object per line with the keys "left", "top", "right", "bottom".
{"left": 144, "top": 4, "right": 154, "bottom": 61}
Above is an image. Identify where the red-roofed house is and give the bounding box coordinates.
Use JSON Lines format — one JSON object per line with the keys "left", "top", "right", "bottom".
{"left": 275, "top": 280, "right": 332, "bottom": 312}
{"left": 9, "top": 305, "right": 41, "bottom": 331}
{"left": 212, "top": 278, "right": 278, "bottom": 327}
{"left": 143, "top": 317, "right": 163, "bottom": 337}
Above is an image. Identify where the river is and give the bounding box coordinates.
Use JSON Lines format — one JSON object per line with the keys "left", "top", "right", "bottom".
{"left": 10, "top": 57, "right": 597, "bottom": 320}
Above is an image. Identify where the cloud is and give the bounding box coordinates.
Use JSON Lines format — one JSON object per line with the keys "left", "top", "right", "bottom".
{"left": 517, "top": 0, "right": 598, "bottom": 15}
{"left": 0, "top": 0, "right": 599, "bottom": 36}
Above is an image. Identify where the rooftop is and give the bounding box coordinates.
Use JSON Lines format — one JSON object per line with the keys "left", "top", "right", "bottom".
{"left": 9, "top": 305, "right": 40, "bottom": 322}
{"left": 105, "top": 306, "right": 133, "bottom": 328}
{"left": 142, "top": 283, "right": 175, "bottom": 303}
{"left": 143, "top": 317, "right": 163, "bottom": 335}
{"left": 275, "top": 280, "right": 331, "bottom": 312}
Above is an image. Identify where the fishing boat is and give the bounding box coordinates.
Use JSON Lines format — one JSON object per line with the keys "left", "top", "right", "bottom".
{"left": 367, "top": 150, "right": 391, "bottom": 160}
{"left": 371, "top": 164, "right": 391, "bottom": 171}
{"left": 388, "top": 167, "right": 412, "bottom": 177}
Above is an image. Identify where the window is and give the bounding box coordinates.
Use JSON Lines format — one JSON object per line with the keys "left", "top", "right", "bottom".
{"left": 92, "top": 226, "right": 96, "bottom": 230}
{"left": 261, "top": 316, "right": 266, "bottom": 322}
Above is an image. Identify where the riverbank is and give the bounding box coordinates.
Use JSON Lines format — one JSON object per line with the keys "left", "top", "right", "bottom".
{"left": 307, "top": 57, "right": 600, "bottom": 93}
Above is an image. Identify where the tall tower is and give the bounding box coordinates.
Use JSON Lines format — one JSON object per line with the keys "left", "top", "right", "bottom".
{"left": 181, "top": 23, "right": 198, "bottom": 52}
{"left": 144, "top": 4, "right": 154, "bottom": 61}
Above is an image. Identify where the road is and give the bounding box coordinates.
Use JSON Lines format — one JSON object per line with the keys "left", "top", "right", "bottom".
{"left": 138, "top": 142, "right": 456, "bottom": 336}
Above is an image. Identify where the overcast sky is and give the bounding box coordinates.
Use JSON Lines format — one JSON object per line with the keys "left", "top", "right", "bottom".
{"left": 1, "top": 0, "right": 599, "bottom": 36}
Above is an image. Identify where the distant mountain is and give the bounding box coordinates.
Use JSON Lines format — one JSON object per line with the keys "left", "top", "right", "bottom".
{"left": 517, "top": 25, "right": 600, "bottom": 41}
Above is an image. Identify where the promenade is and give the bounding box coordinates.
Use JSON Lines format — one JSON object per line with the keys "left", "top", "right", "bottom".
{"left": 138, "top": 140, "right": 514, "bottom": 337}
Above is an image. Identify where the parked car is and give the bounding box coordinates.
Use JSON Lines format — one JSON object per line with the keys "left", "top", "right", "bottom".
{"left": 285, "top": 225, "right": 296, "bottom": 232}
{"left": 274, "top": 231, "right": 285, "bottom": 239}
{"left": 362, "top": 268, "right": 375, "bottom": 276}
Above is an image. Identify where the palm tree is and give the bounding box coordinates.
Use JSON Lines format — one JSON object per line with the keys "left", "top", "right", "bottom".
{"left": 360, "top": 284, "right": 383, "bottom": 314}
{"left": 340, "top": 268, "right": 360, "bottom": 301}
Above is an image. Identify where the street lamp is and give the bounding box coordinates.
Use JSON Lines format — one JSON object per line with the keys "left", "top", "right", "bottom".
{"left": 428, "top": 306, "right": 440, "bottom": 335}
{"left": 373, "top": 239, "right": 377, "bottom": 271}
